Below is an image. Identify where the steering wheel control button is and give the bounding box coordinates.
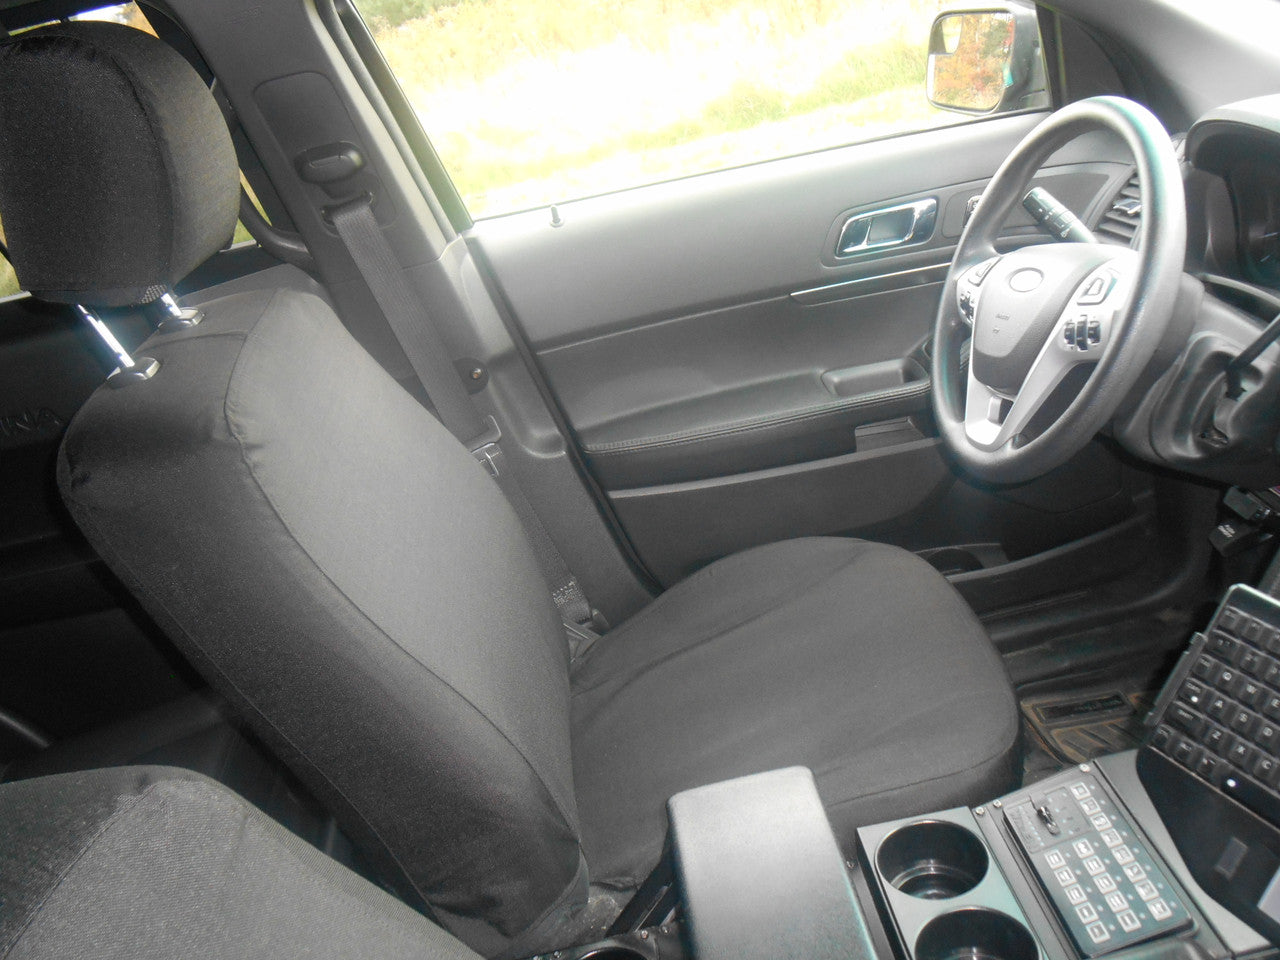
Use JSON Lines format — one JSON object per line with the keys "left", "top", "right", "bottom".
{"left": 1077, "top": 272, "right": 1117, "bottom": 305}
{"left": 1061, "top": 311, "right": 1107, "bottom": 353}
{"left": 966, "top": 256, "right": 1001, "bottom": 285}
{"left": 958, "top": 257, "right": 1002, "bottom": 322}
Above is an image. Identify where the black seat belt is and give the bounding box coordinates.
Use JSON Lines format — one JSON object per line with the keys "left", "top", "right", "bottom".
{"left": 328, "top": 194, "right": 598, "bottom": 634}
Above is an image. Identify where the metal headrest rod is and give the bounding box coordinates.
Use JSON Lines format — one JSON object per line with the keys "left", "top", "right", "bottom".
{"left": 155, "top": 291, "right": 203, "bottom": 333}
{"left": 75, "top": 304, "right": 159, "bottom": 387}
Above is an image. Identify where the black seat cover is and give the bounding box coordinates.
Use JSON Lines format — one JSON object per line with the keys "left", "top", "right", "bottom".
{"left": 56, "top": 288, "right": 585, "bottom": 956}
{"left": 0, "top": 21, "right": 1020, "bottom": 959}
{"left": 0, "top": 767, "right": 482, "bottom": 960}
{"left": 571, "top": 537, "right": 1019, "bottom": 890}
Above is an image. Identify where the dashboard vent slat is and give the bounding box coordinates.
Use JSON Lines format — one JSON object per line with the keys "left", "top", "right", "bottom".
{"left": 1097, "top": 172, "right": 1142, "bottom": 247}
{"left": 1091, "top": 139, "right": 1181, "bottom": 248}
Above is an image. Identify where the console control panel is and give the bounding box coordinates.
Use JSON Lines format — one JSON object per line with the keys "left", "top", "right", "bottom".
{"left": 1004, "top": 773, "right": 1192, "bottom": 956}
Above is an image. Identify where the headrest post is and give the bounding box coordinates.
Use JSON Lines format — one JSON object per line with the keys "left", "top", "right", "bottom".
{"left": 76, "top": 304, "right": 159, "bottom": 387}
{"left": 156, "top": 290, "right": 204, "bottom": 332}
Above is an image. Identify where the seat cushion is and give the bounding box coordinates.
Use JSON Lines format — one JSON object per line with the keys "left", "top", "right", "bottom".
{"left": 3, "top": 693, "right": 359, "bottom": 869}
{"left": 570, "top": 537, "right": 1020, "bottom": 889}
{"left": 0, "top": 766, "right": 480, "bottom": 960}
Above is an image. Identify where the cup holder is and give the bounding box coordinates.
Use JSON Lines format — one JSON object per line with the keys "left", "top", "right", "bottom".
{"left": 876, "top": 820, "right": 989, "bottom": 900}
{"left": 915, "top": 909, "right": 1037, "bottom": 960}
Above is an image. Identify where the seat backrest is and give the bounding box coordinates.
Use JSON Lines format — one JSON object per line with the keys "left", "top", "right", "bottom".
{"left": 0, "top": 22, "right": 584, "bottom": 958}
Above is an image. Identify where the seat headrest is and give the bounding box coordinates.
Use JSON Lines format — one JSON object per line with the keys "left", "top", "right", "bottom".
{"left": 0, "top": 21, "right": 239, "bottom": 307}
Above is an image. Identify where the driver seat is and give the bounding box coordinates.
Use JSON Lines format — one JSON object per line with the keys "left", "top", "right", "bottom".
{"left": 0, "top": 22, "right": 1020, "bottom": 959}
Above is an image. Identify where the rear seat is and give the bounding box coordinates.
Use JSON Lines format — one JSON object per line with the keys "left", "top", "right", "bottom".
{"left": 0, "top": 765, "right": 478, "bottom": 960}
{"left": 3, "top": 693, "right": 360, "bottom": 870}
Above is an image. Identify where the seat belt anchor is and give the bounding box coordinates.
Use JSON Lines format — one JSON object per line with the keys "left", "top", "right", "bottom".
{"left": 321, "top": 190, "right": 376, "bottom": 225}
{"left": 468, "top": 416, "right": 503, "bottom": 478}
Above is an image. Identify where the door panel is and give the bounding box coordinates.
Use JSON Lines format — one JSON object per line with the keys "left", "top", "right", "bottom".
{"left": 474, "top": 119, "right": 1124, "bottom": 347}
{"left": 548, "top": 284, "right": 938, "bottom": 488}
{"left": 470, "top": 115, "right": 1138, "bottom": 585}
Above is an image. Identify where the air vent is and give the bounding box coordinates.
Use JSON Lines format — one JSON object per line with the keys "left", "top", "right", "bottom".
{"left": 1094, "top": 136, "right": 1185, "bottom": 248}
{"left": 1096, "top": 172, "right": 1142, "bottom": 247}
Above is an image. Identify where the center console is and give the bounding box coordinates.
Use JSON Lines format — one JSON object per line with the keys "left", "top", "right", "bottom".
{"left": 850, "top": 584, "right": 1280, "bottom": 960}
{"left": 539, "top": 585, "right": 1280, "bottom": 960}
{"left": 856, "top": 761, "right": 1232, "bottom": 960}
{"left": 675, "top": 585, "right": 1278, "bottom": 960}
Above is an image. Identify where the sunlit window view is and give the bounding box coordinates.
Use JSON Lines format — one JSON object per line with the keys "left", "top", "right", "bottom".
{"left": 0, "top": 0, "right": 1039, "bottom": 299}
{"left": 367, "top": 0, "right": 978, "bottom": 219}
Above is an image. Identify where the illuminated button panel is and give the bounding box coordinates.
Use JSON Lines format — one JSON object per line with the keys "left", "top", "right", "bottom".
{"left": 1004, "top": 773, "right": 1192, "bottom": 956}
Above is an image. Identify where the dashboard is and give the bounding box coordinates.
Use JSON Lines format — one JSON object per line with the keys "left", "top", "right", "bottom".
{"left": 1103, "top": 94, "right": 1280, "bottom": 493}
{"left": 1186, "top": 93, "right": 1280, "bottom": 298}
{"left": 1230, "top": 152, "right": 1280, "bottom": 290}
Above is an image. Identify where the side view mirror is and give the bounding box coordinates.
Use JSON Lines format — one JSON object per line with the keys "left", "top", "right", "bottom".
{"left": 927, "top": 3, "right": 1050, "bottom": 116}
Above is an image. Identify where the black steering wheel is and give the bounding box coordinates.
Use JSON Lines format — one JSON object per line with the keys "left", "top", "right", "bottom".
{"left": 930, "top": 96, "right": 1186, "bottom": 484}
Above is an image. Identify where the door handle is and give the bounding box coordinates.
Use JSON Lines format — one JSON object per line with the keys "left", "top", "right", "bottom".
{"left": 835, "top": 197, "right": 937, "bottom": 258}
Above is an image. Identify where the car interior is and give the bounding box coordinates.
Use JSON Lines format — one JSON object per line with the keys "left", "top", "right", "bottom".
{"left": 1, "top": 1, "right": 1280, "bottom": 959}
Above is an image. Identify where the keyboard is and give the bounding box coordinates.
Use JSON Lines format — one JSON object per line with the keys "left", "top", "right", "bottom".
{"left": 1148, "top": 586, "right": 1280, "bottom": 819}
{"left": 1004, "top": 773, "right": 1191, "bottom": 956}
{"left": 1139, "top": 583, "right": 1280, "bottom": 944}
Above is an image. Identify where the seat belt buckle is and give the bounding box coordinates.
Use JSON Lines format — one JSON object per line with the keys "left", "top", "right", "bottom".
{"left": 468, "top": 416, "right": 503, "bottom": 478}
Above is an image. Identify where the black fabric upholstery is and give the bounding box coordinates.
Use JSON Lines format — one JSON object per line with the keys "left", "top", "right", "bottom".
{"left": 31, "top": 21, "right": 1024, "bottom": 958}
{"left": 4, "top": 693, "right": 359, "bottom": 869}
{"left": 0, "top": 22, "right": 237, "bottom": 306}
{"left": 571, "top": 537, "right": 1021, "bottom": 889}
{"left": 0, "top": 766, "right": 481, "bottom": 960}
{"left": 58, "top": 290, "right": 584, "bottom": 959}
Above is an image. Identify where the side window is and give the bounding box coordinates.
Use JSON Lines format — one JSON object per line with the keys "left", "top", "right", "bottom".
{"left": 361, "top": 0, "right": 1049, "bottom": 219}
{"left": 0, "top": 246, "right": 16, "bottom": 300}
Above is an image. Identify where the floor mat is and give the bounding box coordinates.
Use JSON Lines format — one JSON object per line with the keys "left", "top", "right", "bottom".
{"left": 1020, "top": 681, "right": 1159, "bottom": 766}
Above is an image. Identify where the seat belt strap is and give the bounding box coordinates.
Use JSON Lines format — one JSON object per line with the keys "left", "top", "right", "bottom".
{"left": 328, "top": 195, "right": 484, "bottom": 443}
{"left": 328, "top": 195, "right": 597, "bottom": 630}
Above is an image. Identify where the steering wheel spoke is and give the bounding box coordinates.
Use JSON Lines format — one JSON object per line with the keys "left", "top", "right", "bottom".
{"left": 963, "top": 256, "right": 1136, "bottom": 451}
{"left": 964, "top": 338, "right": 1082, "bottom": 451}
